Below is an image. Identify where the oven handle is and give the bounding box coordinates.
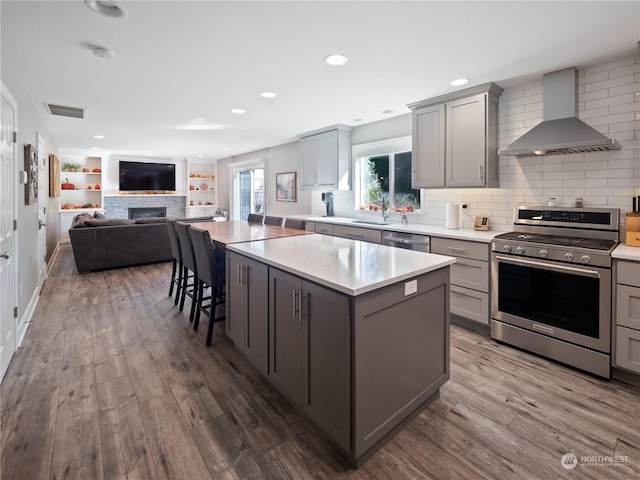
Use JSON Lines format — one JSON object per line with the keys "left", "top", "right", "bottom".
{"left": 494, "top": 255, "right": 601, "bottom": 278}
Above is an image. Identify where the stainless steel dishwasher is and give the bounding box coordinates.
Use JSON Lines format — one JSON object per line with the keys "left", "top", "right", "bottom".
{"left": 382, "top": 231, "right": 430, "bottom": 252}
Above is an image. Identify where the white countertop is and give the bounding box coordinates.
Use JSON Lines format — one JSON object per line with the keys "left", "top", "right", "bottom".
{"left": 294, "top": 215, "right": 506, "bottom": 243}
{"left": 227, "top": 234, "right": 456, "bottom": 296}
{"left": 613, "top": 244, "right": 640, "bottom": 261}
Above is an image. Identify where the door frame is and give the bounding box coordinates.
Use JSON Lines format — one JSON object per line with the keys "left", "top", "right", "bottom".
{"left": 0, "top": 81, "right": 18, "bottom": 380}
{"left": 227, "top": 157, "right": 264, "bottom": 221}
{"left": 36, "top": 132, "right": 47, "bottom": 286}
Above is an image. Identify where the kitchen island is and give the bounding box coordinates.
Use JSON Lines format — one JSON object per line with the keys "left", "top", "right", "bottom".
{"left": 225, "top": 234, "right": 455, "bottom": 467}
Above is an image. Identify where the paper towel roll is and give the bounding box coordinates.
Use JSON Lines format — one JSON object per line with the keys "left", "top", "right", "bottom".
{"left": 446, "top": 203, "right": 459, "bottom": 229}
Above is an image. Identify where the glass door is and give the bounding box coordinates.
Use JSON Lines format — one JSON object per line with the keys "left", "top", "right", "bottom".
{"left": 229, "top": 159, "right": 265, "bottom": 221}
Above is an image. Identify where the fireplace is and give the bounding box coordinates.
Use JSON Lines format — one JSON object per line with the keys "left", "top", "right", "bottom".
{"left": 128, "top": 207, "right": 167, "bottom": 219}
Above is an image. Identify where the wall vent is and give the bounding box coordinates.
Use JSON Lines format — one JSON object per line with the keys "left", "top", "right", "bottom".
{"left": 45, "top": 103, "right": 85, "bottom": 119}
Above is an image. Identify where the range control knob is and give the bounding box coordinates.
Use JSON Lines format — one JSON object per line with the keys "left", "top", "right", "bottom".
{"left": 515, "top": 246, "right": 525, "bottom": 254}
{"left": 539, "top": 249, "right": 548, "bottom": 258}
{"left": 502, "top": 245, "right": 512, "bottom": 253}
{"left": 581, "top": 255, "right": 591, "bottom": 263}
{"left": 564, "top": 253, "right": 574, "bottom": 261}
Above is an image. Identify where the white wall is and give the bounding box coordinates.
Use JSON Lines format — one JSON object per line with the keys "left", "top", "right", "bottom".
{"left": 1, "top": 47, "right": 59, "bottom": 317}
{"left": 216, "top": 141, "right": 312, "bottom": 217}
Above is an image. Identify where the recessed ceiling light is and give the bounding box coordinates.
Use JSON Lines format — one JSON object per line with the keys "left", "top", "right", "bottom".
{"left": 230, "top": 108, "right": 246, "bottom": 114}
{"left": 93, "top": 135, "right": 105, "bottom": 139}
{"left": 147, "top": 153, "right": 154, "bottom": 156}
{"left": 91, "top": 147, "right": 100, "bottom": 150}
{"left": 450, "top": 78, "right": 469, "bottom": 86}
{"left": 179, "top": 124, "right": 224, "bottom": 131}
{"left": 325, "top": 54, "right": 348, "bottom": 66}
{"left": 382, "top": 109, "right": 394, "bottom": 114}
{"left": 84, "top": 0, "right": 127, "bottom": 18}
{"left": 197, "top": 155, "right": 203, "bottom": 159}
{"left": 260, "top": 91, "right": 277, "bottom": 98}
{"left": 223, "top": 148, "right": 230, "bottom": 151}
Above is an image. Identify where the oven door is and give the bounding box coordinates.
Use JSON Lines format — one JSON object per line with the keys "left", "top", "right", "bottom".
{"left": 491, "top": 253, "right": 611, "bottom": 353}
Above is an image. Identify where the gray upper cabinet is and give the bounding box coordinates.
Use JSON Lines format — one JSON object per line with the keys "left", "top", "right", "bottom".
{"left": 408, "top": 82, "right": 503, "bottom": 188}
{"left": 298, "top": 124, "right": 352, "bottom": 191}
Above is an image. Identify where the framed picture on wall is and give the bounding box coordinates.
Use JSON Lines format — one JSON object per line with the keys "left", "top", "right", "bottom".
{"left": 276, "top": 172, "right": 296, "bottom": 202}
{"left": 24, "top": 144, "right": 38, "bottom": 205}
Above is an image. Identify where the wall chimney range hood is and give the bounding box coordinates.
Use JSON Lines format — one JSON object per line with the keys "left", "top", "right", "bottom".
{"left": 498, "top": 67, "right": 621, "bottom": 157}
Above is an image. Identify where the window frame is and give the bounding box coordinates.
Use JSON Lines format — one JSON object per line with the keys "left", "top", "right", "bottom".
{"left": 352, "top": 135, "right": 421, "bottom": 212}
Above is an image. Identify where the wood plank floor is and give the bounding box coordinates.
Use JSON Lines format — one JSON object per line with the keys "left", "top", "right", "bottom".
{"left": 2, "top": 245, "right": 639, "bottom": 479}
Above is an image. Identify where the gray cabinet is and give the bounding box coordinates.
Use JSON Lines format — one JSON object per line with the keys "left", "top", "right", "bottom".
{"left": 332, "top": 224, "right": 382, "bottom": 243}
{"left": 268, "top": 268, "right": 351, "bottom": 451}
{"left": 408, "top": 83, "right": 503, "bottom": 188}
{"left": 298, "top": 124, "right": 352, "bottom": 191}
{"left": 225, "top": 251, "right": 269, "bottom": 374}
{"left": 431, "top": 237, "right": 490, "bottom": 325}
{"left": 615, "top": 260, "right": 640, "bottom": 373}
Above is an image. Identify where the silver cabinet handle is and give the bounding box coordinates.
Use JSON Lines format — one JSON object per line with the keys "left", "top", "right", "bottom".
{"left": 448, "top": 247, "right": 466, "bottom": 253}
{"left": 292, "top": 290, "right": 297, "bottom": 318}
{"left": 292, "top": 290, "right": 301, "bottom": 321}
{"left": 346, "top": 232, "right": 364, "bottom": 238}
{"left": 237, "top": 264, "right": 242, "bottom": 286}
{"left": 0, "top": 252, "right": 8, "bottom": 259}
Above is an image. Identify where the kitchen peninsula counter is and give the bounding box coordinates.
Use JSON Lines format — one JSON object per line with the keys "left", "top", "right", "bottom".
{"left": 225, "top": 234, "right": 454, "bottom": 467}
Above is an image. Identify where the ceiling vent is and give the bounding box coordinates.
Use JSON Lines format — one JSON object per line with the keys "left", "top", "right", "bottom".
{"left": 45, "top": 103, "right": 85, "bottom": 119}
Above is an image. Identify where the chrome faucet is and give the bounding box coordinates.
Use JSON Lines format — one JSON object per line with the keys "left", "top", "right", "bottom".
{"left": 382, "top": 196, "right": 388, "bottom": 222}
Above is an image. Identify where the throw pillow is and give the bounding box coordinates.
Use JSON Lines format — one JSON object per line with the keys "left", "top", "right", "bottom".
{"left": 93, "top": 211, "right": 106, "bottom": 219}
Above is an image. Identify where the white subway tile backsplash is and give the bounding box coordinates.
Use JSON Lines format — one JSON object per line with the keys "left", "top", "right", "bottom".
{"left": 584, "top": 74, "right": 635, "bottom": 93}
{"left": 584, "top": 93, "right": 635, "bottom": 110}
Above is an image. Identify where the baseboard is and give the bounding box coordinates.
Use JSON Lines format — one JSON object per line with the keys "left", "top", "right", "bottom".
{"left": 47, "top": 243, "right": 61, "bottom": 271}
{"left": 16, "top": 283, "right": 40, "bottom": 349}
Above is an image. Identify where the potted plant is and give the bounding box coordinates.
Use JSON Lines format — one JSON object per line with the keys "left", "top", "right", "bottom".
{"left": 62, "top": 162, "right": 81, "bottom": 172}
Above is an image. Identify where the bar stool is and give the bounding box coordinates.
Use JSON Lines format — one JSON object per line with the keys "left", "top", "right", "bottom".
{"left": 174, "top": 221, "right": 199, "bottom": 323}
{"left": 247, "top": 213, "right": 264, "bottom": 223}
{"left": 264, "top": 215, "right": 284, "bottom": 226}
{"left": 188, "top": 226, "right": 226, "bottom": 346}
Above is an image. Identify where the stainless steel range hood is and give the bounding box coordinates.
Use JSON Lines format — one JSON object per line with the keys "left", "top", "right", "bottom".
{"left": 498, "top": 67, "right": 621, "bottom": 157}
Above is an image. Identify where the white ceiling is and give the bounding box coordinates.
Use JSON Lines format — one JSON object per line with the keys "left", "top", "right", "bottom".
{"left": 2, "top": 1, "right": 639, "bottom": 161}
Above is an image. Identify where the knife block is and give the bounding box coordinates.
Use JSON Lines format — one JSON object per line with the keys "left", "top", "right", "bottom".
{"left": 626, "top": 213, "right": 640, "bottom": 246}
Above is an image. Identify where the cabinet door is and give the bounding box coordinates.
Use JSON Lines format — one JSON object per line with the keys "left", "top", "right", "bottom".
{"left": 316, "top": 130, "right": 338, "bottom": 188}
{"left": 616, "top": 326, "right": 640, "bottom": 373}
{"left": 450, "top": 286, "right": 489, "bottom": 325}
{"left": 299, "top": 136, "right": 318, "bottom": 189}
{"left": 225, "top": 252, "right": 246, "bottom": 347}
{"left": 446, "top": 94, "right": 486, "bottom": 187}
{"left": 617, "top": 284, "right": 640, "bottom": 331}
{"left": 412, "top": 104, "right": 445, "bottom": 188}
{"left": 269, "top": 268, "right": 303, "bottom": 405}
{"left": 302, "top": 281, "right": 351, "bottom": 451}
{"left": 244, "top": 258, "right": 269, "bottom": 375}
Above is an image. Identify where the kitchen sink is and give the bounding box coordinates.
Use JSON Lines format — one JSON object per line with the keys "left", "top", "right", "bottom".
{"left": 351, "top": 219, "right": 397, "bottom": 226}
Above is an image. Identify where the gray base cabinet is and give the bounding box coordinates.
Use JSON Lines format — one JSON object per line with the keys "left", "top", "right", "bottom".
{"left": 225, "top": 258, "right": 450, "bottom": 467}
{"left": 431, "top": 237, "right": 490, "bottom": 325}
{"left": 225, "top": 251, "right": 269, "bottom": 374}
{"left": 615, "top": 260, "right": 640, "bottom": 374}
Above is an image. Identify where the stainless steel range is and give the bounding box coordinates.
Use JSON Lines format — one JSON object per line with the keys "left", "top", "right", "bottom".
{"left": 491, "top": 206, "right": 619, "bottom": 378}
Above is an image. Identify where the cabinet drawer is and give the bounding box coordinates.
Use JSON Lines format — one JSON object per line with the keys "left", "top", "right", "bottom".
{"left": 315, "top": 223, "right": 334, "bottom": 235}
{"left": 333, "top": 225, "right": 382, "bottom": 244}
{"left": 450, "top": 258, "right": 489, "bottom": 292}
{"left": 617, "top": 284, "right": 640, "bottom": 330}
{"left": 450, "top": 286, "right": 489, "bottom": 325}
{"left": 618, "top": 261, "right": 640, "bottom": 288}
{"left": 616, "top": 326, "right": 640, "bottom": 374}
{"left": 305, "top": 221, "right": 316, "bottom": 232}
{"left": 431, "top": 237, "right": 489, "bottom": 261}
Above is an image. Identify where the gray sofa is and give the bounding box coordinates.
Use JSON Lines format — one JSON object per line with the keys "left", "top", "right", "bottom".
{"left": 69, "top": 213, "right": 172, "bottom": 273}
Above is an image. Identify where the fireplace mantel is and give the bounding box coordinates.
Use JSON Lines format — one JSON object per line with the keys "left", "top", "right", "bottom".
{"left": 103, "top": 194, "right": 187, "bottom": 219}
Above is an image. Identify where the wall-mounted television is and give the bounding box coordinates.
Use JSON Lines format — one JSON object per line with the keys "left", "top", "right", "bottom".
{"left": 119, "top": 160, "right": 176, "bottom": 191}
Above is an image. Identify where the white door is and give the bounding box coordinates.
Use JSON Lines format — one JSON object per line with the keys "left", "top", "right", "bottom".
{"left": 37, "top": 134, "right": 47, "bottom": 284}
{"left": 0, "top": 83, "right": 17, "bottom": 379}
